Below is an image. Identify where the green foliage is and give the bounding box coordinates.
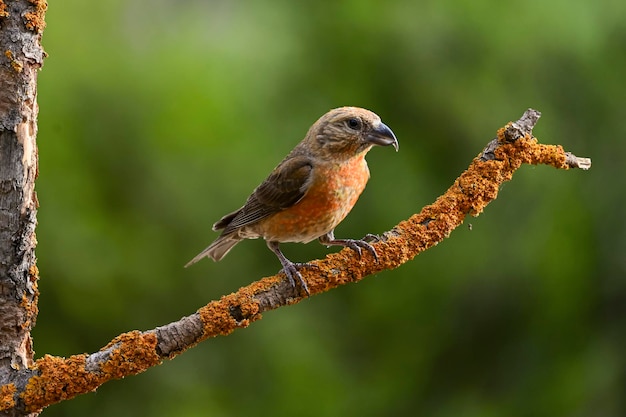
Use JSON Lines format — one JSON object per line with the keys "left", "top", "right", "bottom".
{"left": 34, "top": 0, "right": 624, "bottom": 415}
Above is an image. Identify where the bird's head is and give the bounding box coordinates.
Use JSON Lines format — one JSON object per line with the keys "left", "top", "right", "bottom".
{"left": 305, "top": 107, "right": 398, "bottom": 160}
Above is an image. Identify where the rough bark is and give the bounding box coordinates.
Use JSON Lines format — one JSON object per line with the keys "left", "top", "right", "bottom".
{"left": 0, "top": 105, "right": 591, "bottom": 414}
{"left": 0, "top": 1, "right": 47, "bottom": 416}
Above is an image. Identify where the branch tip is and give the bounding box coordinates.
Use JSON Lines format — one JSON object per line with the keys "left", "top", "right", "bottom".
{"left": 565, "top": 152, "right": 592, "bottom": 170}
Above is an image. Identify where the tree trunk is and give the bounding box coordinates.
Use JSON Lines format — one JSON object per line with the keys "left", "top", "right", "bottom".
{"left": 0, "top": 1, "right": 47, "bottom": 416}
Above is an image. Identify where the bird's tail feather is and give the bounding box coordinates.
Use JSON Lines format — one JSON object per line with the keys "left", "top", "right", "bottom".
{"left": 184, "top": 234, "right": 241, "bottom": 267}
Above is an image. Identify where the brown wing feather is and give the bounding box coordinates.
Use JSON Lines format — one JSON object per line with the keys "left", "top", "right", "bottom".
{"left": 218, "top": 155, "right": 313, "bottom": 234}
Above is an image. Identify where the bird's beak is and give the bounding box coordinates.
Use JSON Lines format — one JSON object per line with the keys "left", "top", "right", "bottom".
{"left": 365, "top": 122, "right": 399, "bottom": 151}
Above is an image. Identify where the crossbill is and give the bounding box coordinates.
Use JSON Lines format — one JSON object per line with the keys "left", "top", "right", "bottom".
{"left": 186, "top": 107, "right": 398, "bottom": 294}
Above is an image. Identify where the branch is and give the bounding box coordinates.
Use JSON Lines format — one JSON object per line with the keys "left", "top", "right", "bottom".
{"left": 0, "top": 109, "right": 591, "bottom": 413}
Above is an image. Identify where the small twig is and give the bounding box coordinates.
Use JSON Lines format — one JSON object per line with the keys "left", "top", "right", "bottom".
{"left": 480, "top": 108, "right": 541, "bottom": 161}
{"left": 565, "top": 152, "right": 592, "bottom": 170}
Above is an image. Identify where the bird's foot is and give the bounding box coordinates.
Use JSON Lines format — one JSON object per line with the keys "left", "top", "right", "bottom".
{"left": 320, "top": 237, "right": 379, "bottom": 262}
{"left": 267, "top": 241, "right": 314, "bottom": 297}
{"left": 280, "top": 262, "right": 317, "bottom": 296}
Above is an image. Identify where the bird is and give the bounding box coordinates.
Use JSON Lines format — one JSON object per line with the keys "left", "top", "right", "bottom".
{"left": 185, "top": 106, "right": 398, "bottom": 295}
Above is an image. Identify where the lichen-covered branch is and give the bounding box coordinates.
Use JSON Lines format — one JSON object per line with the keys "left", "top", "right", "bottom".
{"left": 0, "top": 108, "right": 591, "bottom": 414}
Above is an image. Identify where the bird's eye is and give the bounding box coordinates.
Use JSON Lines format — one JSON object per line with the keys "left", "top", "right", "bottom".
{"left": 346, "top": 118, "right": 361, "bottom": 130}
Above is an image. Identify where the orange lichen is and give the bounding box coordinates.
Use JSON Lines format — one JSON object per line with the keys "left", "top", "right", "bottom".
{"left": 4, "top": 50, "right": 24, "bottom": 73}
{"left": 19, "top": 265, "right": 40, "bottom": 333}
{"left": 198, "top": 302, "right": 239, "bottom": 338}
{"left": 10, "top": 60, "right": 23, "bottom": 73}
{"left": 28, "top": 264, "right": 40, "bottom": 294}
{"left": 197, "top": 289, "right": 262, "bottom": 339}
{"left": 29, "top": 264, "right": 39, "bottom": 280}
{"left": 19, "top": 295, "right": 37, "bottom": 330}
{"left": 99, "top": 331, "right": 161, "bottom": 378}
{"left": 0, "top": 384, "right": 16, "bottom": 411}
{"left": 0, "top": 1, "right": 8, "bottom": 18}
{"left": 22, "top": 332, "right": 161, "bottom": 412}
{"left": 24, "top": 0, "right": 47, "bottom": 33}
{"left": 22, "top": 355, "right": 95, "bottom": 413}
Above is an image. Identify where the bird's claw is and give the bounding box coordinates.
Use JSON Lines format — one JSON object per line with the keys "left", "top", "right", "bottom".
{"left": 319, "top": 234, "right": 380, "bottom": 262}
{"left": 363, "top": 233, "right": 382, "bottom": 243}
{"left": 341, "top": 239, "right": 379, "bottom": 262}
{"left": 280, "top": 262, "right": 316, "bottom": 296}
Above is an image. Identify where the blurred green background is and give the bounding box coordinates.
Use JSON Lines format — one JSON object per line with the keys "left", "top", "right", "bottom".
{"left": 33, "top": 0, "right": 624, "bottom": 416}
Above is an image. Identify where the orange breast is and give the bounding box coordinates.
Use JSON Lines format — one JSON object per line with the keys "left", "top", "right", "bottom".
{"left": 258, "top": 155, "right": 370, "bottom": 243}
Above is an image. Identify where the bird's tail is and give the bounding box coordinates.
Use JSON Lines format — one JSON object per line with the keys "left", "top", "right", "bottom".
{"left": 184, "top": 234, "right": 241, "bottom": 267}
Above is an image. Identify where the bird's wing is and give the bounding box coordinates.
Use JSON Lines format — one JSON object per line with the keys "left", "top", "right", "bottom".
{"left": 219, "top": 155, "right": 313, "bottom": 234}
